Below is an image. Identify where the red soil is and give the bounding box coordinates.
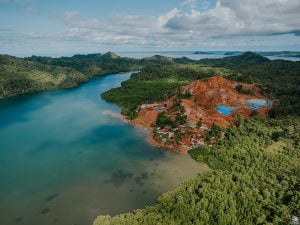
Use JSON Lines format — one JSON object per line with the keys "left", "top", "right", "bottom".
{"left": 131, "top": 76, "right": 272, "bottom": 153}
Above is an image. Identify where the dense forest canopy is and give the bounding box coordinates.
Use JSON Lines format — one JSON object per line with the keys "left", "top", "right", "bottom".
{"left": 94, "top": 118, "right": 300, "bottom": 225}
{"left": 0, "top": 52, "right": 140, "bottom": 98}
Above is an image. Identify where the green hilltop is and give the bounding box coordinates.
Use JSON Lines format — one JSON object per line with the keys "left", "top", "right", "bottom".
{"left": 0, "top": 52, "right": 139, "bottom": 98}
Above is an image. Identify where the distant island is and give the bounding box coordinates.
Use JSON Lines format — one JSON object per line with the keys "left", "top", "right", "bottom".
{"left": 223, "top": 51, "right": 300, "bottom": 58}
{"left": 258, "top": 51, "right": 300, "bottom": 58}
{"left": 193, "top": 51, "right": 214, "bottom": 54}
{"left": 224, "top": 51, "right": 242, "bottom": 56}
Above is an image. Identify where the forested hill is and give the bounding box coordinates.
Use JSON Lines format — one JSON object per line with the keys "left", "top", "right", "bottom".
{"left": 0, "top": 52, "right": 140, "bottom": 98}
{"left": 0, "top": 51, "right": 181, "bottom": 98}
{"left": 198, "top": 51, "right": 270, "bottom": 68}
{"left": 102, "top": 52, "right": 300, "bottom": 118}
{"left": 26, "top": 52, "right": 140, "bottom": 76}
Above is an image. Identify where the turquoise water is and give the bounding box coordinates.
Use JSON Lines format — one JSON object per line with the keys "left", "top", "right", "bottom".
{"left": 154, "top": 107, "right": 164, "bottom": 111}
{"left": 215, "top": 104, "right": 237, "bottom": 115}
{"left": 0, "top": 73, "right": 208, "bottom": 225}
{"left": 245, "top": 99, "right": 270, "bottom": 110}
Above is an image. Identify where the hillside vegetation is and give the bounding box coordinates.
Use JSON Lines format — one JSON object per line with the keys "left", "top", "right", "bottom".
{"left": 102, "top": 65, "right": 230, "bottom": 118}
{"left": 0, "top": 52, "right": 140, "bottom": 98}
{"left": 102, "top": 52, "right": 300, "bottom": 118}
{"left": 0, "top": 51, "right": 196, "bottom": 99}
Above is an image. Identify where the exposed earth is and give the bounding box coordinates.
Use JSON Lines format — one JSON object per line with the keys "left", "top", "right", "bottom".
{"left": 130, "top": 76, "right": 272, "bottom": 153}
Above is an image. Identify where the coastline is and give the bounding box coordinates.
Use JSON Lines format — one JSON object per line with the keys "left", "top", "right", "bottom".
{"left": 104, "top": 108, "right": 189, "bottom": 153}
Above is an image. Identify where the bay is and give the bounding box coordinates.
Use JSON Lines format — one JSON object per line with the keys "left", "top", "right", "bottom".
{"left": 0, "top": 72, "right": 209, "bottom": 225}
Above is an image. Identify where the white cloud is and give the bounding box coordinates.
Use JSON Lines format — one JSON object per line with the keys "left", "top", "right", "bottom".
{"left": 166, "top": 0, "right": 300, "bottom": 37}
{"left": 1, "top": 0, "right": 300, "bottom": 53}
{"left": 51, "top": 0, "right": 300, "bottom": 47}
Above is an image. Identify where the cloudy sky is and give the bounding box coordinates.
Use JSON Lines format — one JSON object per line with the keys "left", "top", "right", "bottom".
{"left": 0, "top": 0, "right": 299, "bottom": 56}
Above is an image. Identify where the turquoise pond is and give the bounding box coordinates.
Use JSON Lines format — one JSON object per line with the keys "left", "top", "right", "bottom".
{"left": 0, "top": 73, "right": 209, "bottom": 225}
{"left": 245, "top": 99, "right": 270, "bottom": 110}
{"left": 215, "top": 105, "right": 237, "bottom": 115}
{"left": 215, "top": 99, "right": 269, "bottom": 115}
{"left": 154, "top": 107, "right": 164, "bottom": 111}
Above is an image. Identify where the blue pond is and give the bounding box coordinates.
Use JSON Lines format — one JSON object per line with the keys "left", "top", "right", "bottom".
{"left": 245, "top": 99, "right": 270, "bottom": 110}
{"left": 154, "top": 107, "right": 164, "bottom": 111}
{"left": 215, "top": 105, "right": 237, "bottom": 115}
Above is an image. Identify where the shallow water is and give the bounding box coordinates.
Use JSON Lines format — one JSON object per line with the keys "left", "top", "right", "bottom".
{"left": 0, "top": 73, "right": 209, "bottom": 225}
{"left": 215, "top": 104, "right": 237, "bottom": 115}
{"left": 245, "top": 99, "right": 270, "bottom": 110}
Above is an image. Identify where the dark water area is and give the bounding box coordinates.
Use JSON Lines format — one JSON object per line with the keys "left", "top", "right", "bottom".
{"left": 0, "top": 72, "right": 209, "bottom": 225}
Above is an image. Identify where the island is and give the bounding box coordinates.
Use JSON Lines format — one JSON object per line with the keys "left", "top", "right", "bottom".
{"left": 224, "top": 51, "right": 242, "bottom": 56}
{"left": 193, "top": 51, "right": 214, "bottom": 54}
{"left": 258, "top": 51, "right": 300, "bottom": 58}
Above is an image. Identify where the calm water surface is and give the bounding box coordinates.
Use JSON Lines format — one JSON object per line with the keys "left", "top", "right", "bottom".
{"left": 0, "top": 72, "right": 209, "bottom": 225}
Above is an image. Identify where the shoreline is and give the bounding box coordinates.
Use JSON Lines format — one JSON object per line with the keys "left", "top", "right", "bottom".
{"left": 107, "top": 110, "right": 190, "bottom": 154}
{"left": 119, "top": 113, "right": 193, "bottom": 154}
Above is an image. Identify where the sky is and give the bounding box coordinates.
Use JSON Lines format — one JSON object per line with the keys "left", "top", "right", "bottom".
{"left": 0, "top": 0, "right": 299, "bottom": 56}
